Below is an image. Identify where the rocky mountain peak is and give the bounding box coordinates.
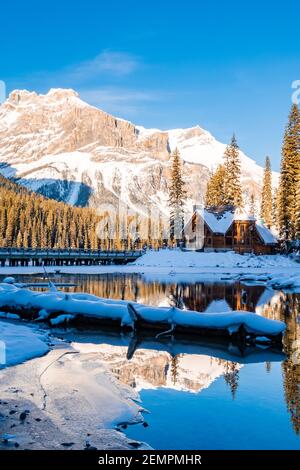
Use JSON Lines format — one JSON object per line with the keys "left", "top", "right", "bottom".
{"left": 0, "top": 87, "right": 278, "bottom": 211}
{"left": 47, "top": 88, "right": 80, "bottom": 99}
{"left": 7, "top": 89, "right": 38, "bottom": 104}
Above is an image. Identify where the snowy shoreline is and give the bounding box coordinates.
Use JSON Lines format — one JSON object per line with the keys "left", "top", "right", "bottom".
{"left": 0, "top": 320, "right": 150, "bottom": 450}
{"left": 0, "top": 250, "right": 299, "bottom": 291}
{"left": 0, "top": 316, "right": 288, "bottom": 450}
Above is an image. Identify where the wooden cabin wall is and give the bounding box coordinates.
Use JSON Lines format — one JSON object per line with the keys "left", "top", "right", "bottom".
{"left": 184, "top": 213, "right": 276, "bottom": 254}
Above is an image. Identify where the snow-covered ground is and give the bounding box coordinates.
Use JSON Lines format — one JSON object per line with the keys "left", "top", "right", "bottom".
{"left": 0, "top": 250, "right": 299, "bottom": 289}
{"left": 0, "top": 250, "right": 298, "bottom": 274}
{"left": 0, "top": 321, "right": 149, "bottom": 450}
{"left": 133, "top": 250, "right": 297, "bottom": 269}
{"left": 0, "top": 320, "right": 49, "bottom": 367}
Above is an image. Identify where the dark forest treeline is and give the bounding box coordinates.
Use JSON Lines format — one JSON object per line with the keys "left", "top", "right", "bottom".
{"left": 0, "top": 175, "right": 101, "bottom": 249}
{"left": 0, "top": 175, "right": 155, "bottom": 250}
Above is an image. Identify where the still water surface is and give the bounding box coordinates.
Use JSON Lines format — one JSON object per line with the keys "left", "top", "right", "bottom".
{"left": 1, "top": 273, "right": 299, "bottom": 449}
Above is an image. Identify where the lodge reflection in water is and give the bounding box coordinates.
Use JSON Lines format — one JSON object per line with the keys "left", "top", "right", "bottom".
{"left": 26, "top": 273, "right": 268, "bottom": 312}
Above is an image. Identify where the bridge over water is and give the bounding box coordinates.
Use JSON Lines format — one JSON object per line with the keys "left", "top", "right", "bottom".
{"left": 0, "top": 248, "right": 144, "bottom": 267}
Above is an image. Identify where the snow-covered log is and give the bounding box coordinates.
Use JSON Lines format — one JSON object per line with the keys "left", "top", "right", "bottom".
{"left": 0, "top": 283, "right": 285, "bottom": 343}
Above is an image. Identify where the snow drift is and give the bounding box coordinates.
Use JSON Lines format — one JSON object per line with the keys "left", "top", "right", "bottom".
{"left": 0, "top": 320, "right": 49, "bottom": 367}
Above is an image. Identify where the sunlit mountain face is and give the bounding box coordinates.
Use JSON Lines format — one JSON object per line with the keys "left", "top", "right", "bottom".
{"left": 0, "top": 89, "right": 279, "bottom": 213}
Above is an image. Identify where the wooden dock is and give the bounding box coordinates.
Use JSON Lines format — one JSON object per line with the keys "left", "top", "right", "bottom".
{"left": 0, "top": 248, "right": 144, "bottom": 267}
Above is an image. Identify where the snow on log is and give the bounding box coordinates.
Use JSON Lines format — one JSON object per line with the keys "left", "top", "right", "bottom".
{"left": 0, "top": 283, "right": 285, "bottom": 340}
{"left": 50, "top": 314, "right": 75, "bottom": 326}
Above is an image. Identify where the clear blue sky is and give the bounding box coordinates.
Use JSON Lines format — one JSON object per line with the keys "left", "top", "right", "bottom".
{"left": 1, "top": 0, "right": 299, "bottom": 170}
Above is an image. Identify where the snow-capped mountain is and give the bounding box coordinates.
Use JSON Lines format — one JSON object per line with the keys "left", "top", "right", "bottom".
{"left": 0, "top": 88, "right": 278, "bottom": 212}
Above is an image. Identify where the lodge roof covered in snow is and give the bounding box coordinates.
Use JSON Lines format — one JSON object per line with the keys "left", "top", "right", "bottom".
{"left": 194, "top": 205, "right": 277, "bottom": 245}
{"left": 255, "top": 223, "right": 278, "bottom": 245}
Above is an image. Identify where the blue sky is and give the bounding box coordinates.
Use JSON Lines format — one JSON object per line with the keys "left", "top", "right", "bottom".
{"left": 1, "top": 0, "right": 299, "bottom": 170}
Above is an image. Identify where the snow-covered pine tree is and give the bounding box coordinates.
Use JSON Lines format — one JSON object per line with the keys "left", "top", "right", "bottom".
{"left": 223, "top": 134, "right": 243, "bottom": 208}
{"left": 278, "top": 103, "right": 300, "bottom": 240}
{"left": 205, "top": 164, "right": 226, "bottom": 207}
{"left": 260, "top": 156, "right": 273, "bottom": 228}
{"left": 168, "top": 148, "right": 187, "bottom": 244}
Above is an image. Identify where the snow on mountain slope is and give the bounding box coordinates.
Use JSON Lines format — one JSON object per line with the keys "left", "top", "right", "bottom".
{"left": 139, "top": 125, "right": 278, "bottom": 189}
{"left": 0, "top": 88, "right": 279, "bottom": 212}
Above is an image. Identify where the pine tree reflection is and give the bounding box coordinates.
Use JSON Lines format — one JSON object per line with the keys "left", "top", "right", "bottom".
{"left": 280, "top": 293, "right": 300, "bottom": 434}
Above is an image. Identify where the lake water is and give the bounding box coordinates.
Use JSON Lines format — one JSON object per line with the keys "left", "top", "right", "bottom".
{"left": 1, "top": 273, "right": 300, "bottom": 449}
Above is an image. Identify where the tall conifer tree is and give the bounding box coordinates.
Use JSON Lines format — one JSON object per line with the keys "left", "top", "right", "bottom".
{"left": 168, "top": 148, "right": 187, "bottom": 243}
{"left": 296, "top": 178, "right": 300, "bottom": 239}
{"left": 260, "top": 156, "right": 273, "bottom": 228}
{"left": 223, "top": 134, "right": 243, "bottom": 208}
{"left": 205, "top": 164, "right": 227, "bottom": 207}
{"left": 278, "top": 104, "right": 300, "bottom": 240}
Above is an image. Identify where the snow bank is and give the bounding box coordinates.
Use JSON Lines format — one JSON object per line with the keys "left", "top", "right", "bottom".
{"left": 267, "top": 274, "right": 300, "bottom": 293}
{"left": 0, "top": 283, "right": 285, "bottom": 338}
{"left": 0, "top": 321, "right": 49, "bottom": 367}
{"left": 0, "top": 249, "right": 299, "bottom": 280}
{"left": 132, "top": 249, "right": 297, "bottom": 269}
{"left": 0, "top": 347, "right": 148, "bottom": 450}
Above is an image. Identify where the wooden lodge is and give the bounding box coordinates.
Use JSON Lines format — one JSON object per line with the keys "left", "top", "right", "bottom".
{"left": 184, "top": 205, "right": 278, "bottom": 255}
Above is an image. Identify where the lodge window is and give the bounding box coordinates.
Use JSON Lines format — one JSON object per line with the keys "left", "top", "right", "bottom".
{"left": 207, "top": 238, "right": 211, "bottom": 245}
{"left": 192, "top": 214, "right": 197, "bottom": 232}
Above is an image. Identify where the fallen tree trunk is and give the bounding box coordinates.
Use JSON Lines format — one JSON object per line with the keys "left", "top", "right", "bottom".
{"left": 0, "top": 283, "right": 286, "bottom": 346}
